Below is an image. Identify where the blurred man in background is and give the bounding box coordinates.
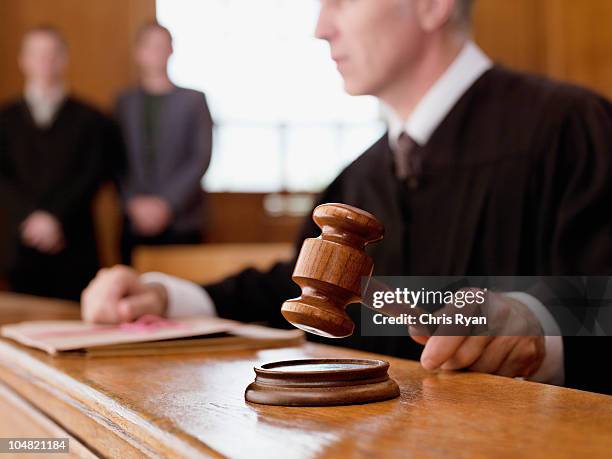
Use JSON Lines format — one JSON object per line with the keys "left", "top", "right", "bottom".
{"left": 0, "top": 26, "right": 107, "bottom": 301}
{"left": 116, "top": 22, "right": 213, "bottom": 264}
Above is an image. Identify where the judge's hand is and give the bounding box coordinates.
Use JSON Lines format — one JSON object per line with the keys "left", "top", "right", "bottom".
{"left": 20, "top": 210, "right": 65, "bottom": 254}
{"left": 127, "top": 195, "right": 172, "bottom": 237}
{"left": 410, "top": 290, "right": 545, "bottom": 379}
{"left": 81, "top": 265, "right": 168, "bottom": 324}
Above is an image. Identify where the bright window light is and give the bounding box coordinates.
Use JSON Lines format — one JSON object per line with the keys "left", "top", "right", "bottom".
{"left": 156, "top": 0, "right": 385, "bottom": 192}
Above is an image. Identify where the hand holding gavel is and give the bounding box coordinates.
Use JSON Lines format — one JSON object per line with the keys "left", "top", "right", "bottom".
{"left": 282, "top": 203, "right": 546, "bottom": 379}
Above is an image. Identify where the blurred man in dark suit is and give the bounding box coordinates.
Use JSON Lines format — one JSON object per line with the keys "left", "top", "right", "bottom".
{"left": 116, "top": 22, "right": 213, "bottom": 264}
{"left": 0, "top": 26, "right": 107, "bottom": 301}
{"left": 82, "top": 1, "right": 612, "bottom": 393}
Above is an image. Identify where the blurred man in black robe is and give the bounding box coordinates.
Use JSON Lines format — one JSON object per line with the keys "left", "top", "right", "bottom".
{"left": 0, "top": 26, "right": 108, "bottom": 301}
{"left": 82, "top": 1, "right": 611, "bottom": 393}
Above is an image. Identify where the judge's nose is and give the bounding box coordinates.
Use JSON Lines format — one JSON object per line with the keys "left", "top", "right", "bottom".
{"left": 314, "top": 3, "right": 338, "bottom": 43}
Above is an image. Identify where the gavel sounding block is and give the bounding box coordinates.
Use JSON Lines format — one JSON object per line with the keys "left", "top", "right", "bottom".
{"left": 249, "top": 204, "right": 399, "bottom": 407}
{"left": 245, "top": 359, "right": 400, "bottom": 406}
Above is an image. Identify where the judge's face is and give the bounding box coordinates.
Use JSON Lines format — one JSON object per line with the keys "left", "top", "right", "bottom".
{"left": 135, "top": 28, "right": 173, "bottom": 73}
{"left": 315, "top": 0, "right": 427, "bottom": 97}
{"left": 19, "top": 32, "right": 67, "bottom": 85}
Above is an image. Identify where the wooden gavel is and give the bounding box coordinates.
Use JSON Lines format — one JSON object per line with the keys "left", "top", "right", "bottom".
{"left": 249, "top": 204, "right": 400, "bottom": 407}
{"left": 281, "top": 203, "right": 384, "bottom": 338}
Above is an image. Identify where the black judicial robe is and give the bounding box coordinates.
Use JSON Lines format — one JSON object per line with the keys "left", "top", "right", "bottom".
{"left": 0, "top": 97, "right": 109, "bottom": 301}
{"left": 205, "top": 66, "right": 612, "bottom": 394}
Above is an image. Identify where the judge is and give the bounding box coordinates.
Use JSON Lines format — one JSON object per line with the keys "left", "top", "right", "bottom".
{"left": 0, "top": 27, "right": 108, "bottom": 301}
{"left": 81, "top": 0, "right": 612, "bottom": 394}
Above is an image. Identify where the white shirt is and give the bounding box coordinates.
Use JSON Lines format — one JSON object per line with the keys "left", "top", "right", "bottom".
{"left": 142, "top": 41, "right": 564, "bottom": 386}
{"left": 24, "top": 83, "right": 66, "bottom": 128}
{"left": 385, "top": 41, "right": 492, "bottom": 148}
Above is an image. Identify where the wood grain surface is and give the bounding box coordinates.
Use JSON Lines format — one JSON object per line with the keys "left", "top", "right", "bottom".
{"left": 0, "top": 292, "right": 80, "bottom": 325}
{"left": 0, "top": 293, "right": 611, "bottom": 459}
{"left": 0, "top": 383, "right": 97, "bottom": 458}
{"left": 132, "top": 243, "right": 294, "bottom": 285}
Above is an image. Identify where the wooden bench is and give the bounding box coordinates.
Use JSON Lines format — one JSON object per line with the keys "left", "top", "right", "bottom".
{"left": 132, "top": 243, "right": 294, "bottom": 284}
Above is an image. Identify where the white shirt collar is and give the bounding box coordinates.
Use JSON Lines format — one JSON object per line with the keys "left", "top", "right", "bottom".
{"left": 385, "top": 41, "right": 493, "bottom": 148}
{"left": 24, "top": 83, "right": 67, "bottom": 128}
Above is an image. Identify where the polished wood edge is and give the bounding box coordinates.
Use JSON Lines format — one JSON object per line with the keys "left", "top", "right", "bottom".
{"left": 0, "top": 340, "right": 222, "bottom": 458}
{"left": 304, "top": 343, "right": 612, "bottom": 401}
{"left": 0, "top": 382, "right": 98, "bottom": 458}
{"left": 0, "top": 365, "right": 162, "bottom": 459}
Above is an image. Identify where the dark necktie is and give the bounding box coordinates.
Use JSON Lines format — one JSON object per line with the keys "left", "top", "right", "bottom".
{"left": 394, "top": 132, "right": 422, "bottom": 189}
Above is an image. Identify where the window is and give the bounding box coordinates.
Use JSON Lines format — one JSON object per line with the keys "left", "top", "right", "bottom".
{"left": 157, "top": 0, "right": 385, "bottom": 192}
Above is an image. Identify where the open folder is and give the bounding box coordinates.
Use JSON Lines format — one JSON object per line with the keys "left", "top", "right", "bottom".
{"left": 1, "top": 315, "right": 305, "bottom": 357}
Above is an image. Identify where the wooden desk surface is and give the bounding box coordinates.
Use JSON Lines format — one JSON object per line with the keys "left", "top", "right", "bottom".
{"left": 0, "top": 293, "right": 611, "bottom": 458}
{"left": 0, "top": 292, "right": 80, "bottom": 325}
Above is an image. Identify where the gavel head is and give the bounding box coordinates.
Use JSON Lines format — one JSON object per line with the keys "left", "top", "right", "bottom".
{"left": 281, "top": 203, "right": 384, "bottom": 338}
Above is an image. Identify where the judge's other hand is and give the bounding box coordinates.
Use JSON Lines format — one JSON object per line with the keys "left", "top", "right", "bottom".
{"left": 410, "top": 290, "right": 545, "bottom": 379}
{"left": 127, "top": 195, "right": 172, "bottom": 237}
{"left": 20, "top": 210, "right": 65, "bottom": 254}
{"left": 81, "top": 265, "right": 168, "bottom": 324}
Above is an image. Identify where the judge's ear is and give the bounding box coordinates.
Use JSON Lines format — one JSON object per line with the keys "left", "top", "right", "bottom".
{"left": 414, "top": 0, "right": 456, "bottom": 32}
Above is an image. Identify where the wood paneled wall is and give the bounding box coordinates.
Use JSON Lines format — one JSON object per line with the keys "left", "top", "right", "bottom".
{"left": 206, "top": 193, "right": 309, "bottom": 244}
{"left": 474, "top": 0, "right": 612, "bottom": 99}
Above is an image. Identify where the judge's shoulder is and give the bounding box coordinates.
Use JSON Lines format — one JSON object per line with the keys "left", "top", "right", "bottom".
{"left": 484, "top": 65, "right": 611, "bottom": 124}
